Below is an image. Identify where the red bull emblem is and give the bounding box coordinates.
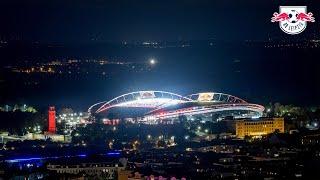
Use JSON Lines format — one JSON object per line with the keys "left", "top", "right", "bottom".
{"left": 271, "top": 6, "right": 315, "bottom": 35}
{"left": 139, "top": 91, "right": 156, "bottom": 99}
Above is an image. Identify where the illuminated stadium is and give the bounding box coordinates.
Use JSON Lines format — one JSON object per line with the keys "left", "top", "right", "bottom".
{"left": 88, "top": 91, "right": 265, "bottom": 124}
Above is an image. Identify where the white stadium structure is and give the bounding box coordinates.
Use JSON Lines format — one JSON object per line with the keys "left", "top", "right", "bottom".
{"left": 88, "top": 91, "right": 265, "bottom": 123}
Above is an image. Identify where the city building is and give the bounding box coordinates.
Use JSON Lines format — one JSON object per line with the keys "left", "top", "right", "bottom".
{"left": 47, "top": 162, "right": 125, "bottom": 179}
{"left": 301, "top": 133, "right": 320, "bottom": 146}
{"left": 56, "top": 111, "right": 88, "bottom": 134}
{"left": 48, "top": 106, "right": 56, "bottom": 133}
{"left": 236, "top": 117, "right": 284, "bottom": 138}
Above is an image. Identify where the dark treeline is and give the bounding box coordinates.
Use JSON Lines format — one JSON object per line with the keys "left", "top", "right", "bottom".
{"left": 0, "top": 111, "right": 46, "bottom": 135}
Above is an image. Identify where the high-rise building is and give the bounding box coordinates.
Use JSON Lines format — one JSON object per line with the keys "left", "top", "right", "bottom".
{"left": 236, "top": 117, "right": 284, "bottom": 138}
{"left": 48, "top": 106, "right": 56, "bottom": 133}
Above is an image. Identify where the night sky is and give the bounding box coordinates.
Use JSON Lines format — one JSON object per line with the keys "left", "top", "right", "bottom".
{"left": 0, "top": 0, "right": 319, "bottom": 42}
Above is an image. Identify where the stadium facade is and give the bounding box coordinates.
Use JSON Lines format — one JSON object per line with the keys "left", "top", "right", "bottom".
{"left": 88, "top": 91, "right": 265, "bottom": 124}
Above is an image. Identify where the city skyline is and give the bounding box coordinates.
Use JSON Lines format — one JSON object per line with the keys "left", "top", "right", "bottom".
{"left": 0, "top": 1, "right": 320, "bottom": 179}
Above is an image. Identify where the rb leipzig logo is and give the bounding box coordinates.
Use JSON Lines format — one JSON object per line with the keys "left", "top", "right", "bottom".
{"left": 271, "top": 6, "right": 315, "bottom": 35}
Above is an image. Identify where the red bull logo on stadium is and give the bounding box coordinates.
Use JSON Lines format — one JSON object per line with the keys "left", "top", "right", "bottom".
{"left": 139, "top": 91, "right": 156, "bottom": 99}
{"left": 271, "top": 6, "right": 315, "bottom": 35}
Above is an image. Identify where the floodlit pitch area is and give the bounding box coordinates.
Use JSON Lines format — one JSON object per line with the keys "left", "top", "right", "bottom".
{"left": 88, "top": 91, "right": 265, "bottom": 123}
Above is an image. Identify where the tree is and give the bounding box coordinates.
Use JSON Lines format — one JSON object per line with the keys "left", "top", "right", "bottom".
{"left": 274, "top": 102, "right": 281, "bottom": 117}
{"left": 26, "top": 106, "right": 37, "bottom": 113}
{"left": 60, "top": 108, "right": 73, "bottom": 115}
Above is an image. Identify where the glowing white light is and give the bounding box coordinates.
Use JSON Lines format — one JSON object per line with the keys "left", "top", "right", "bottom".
{"left": 251, "top": 116, "right": 260, "bottom": 119}
{"left": 149, "top": 59, "right": 156, "bottom": 65}
{"left": 114, "top": 98, "right": 182, "bottom": 108}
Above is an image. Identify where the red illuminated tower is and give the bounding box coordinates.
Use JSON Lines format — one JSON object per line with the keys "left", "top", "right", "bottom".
{"left": 48, "top": 106, "right": 56, "bottom": 133}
